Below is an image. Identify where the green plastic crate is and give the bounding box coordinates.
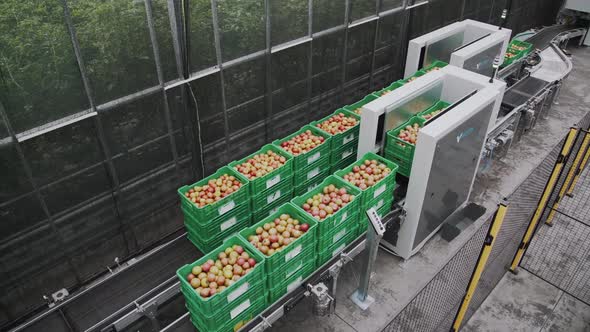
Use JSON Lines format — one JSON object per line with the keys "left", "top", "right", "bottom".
{"left": 330, "top": 138, "right": 358, "bottom": 164}
{"left": 185, "top": 278, "right": 265, "bottom": 328}
{"left": 293, "top": 154, "right": 331, "bottom": 184}
{"left": 183, "top": 201, "right": 251, "bottom": 240}
{"left": 272, "top": 125, "right": 332, "bottom": 171}
{"left": 291, "top": 176, "right": 362, "bottom": 236}
{"left": 418, "top": 101, "right": 451, "bottom": 122}
{"left": 228, "top": 144, "right": 294, "bottom": 196}
{"left": 251, "top": 177, "right": 293, "bottom": 211}
{"left": 267, "top": 262, "right": 316, "bottom": 303}
{"left": 251, "top": 189, "right": 294, "bottom": 222}
{"left": 316, "top": 224, "right": 359, "bottom": 267}
{"left": 373, "top": 81, "right": 404, "bottom": 97}
{"left": 422, "top": 60, "right": 448, "bottom": 73}
{"left": 330, "top": 153, "right": 357, "bottom": 173}
{"left": 510, "top": 40, "right": 533, "bottom": 56}
{"left": 178, "top": 166, "right": 250, "bottom": 222}
{"left": 317, "top": 212, "right": 359, "bottom": 251}
{"left": 385, "top": 117, "right": 426, "bottom": 165}
{"left": 186, "top": 210, "right": 252, "bottom": 254}
{"left": 400, "top": 70, "right": 426, "bottom": 84}
{"left": 311, "top": 109, "right": 361, "bottom": 150}
{"left": 293, "top": 168, "right": 331, "bottom": 196}
{"left": 189, "top": 297, "right": 266, "bottom": 332}
{"left": 176, "top": 236, "right": 266, "bottom": 314}
{"left": 239, "top": 203, "right": 318, "bottom": 272}
{"left": 334, "top": 152, "right": 398, "bottom": 208}
{"left": 343, "top": 94, "right": 378, "bottom": 115}
{"left": 266, "top": 247, "right": 316, "bottom": 288}
{"left": 384, "top": 149, "right": 412, "bottom": 178}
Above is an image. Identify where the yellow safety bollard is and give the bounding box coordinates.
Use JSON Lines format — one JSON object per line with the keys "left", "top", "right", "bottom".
{"left": 509, "top": 127, "right": 578, "bottom": 272}
{"left": 451, "top": 202, "right": 508, "bottom": 332}
{"left": 546, "top": 132, "right": 590, "bottom": 225}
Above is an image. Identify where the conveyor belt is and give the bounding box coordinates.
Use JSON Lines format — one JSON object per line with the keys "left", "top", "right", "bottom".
{"left": 526, "top": 25, "right": 579, "bottom": 50}
{"left": 502, "top": 76, "right": 551, "bottom": 110}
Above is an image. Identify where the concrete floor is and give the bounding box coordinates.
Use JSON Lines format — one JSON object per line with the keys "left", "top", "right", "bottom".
{"left": 266, "top": 46, "right": 590, "bottom": 332}
{"left": 463, "top": 269, "right": 590, "bottom": 332}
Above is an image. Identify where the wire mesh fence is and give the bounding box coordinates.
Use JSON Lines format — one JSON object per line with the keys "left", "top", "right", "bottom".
{"left": 521, "top": 132, "right": 590, "bottom": 306}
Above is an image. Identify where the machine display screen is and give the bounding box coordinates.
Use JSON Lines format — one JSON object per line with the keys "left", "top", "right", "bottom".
{"left": 412, "top": 101, "right": 494, "bottom": 248}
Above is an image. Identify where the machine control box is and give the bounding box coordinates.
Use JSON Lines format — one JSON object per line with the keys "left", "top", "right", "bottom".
{"left": 366, "top": 208, "right": 385, "bottom": 236}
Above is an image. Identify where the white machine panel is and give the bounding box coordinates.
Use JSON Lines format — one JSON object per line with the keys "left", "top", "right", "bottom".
{"left": 405, "top": 19, "right": 511, "bottom": 78}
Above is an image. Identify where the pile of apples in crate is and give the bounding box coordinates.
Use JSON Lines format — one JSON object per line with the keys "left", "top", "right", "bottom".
{"left": 300, "top": 184, "right": 355, "bottom": 221}
{"left": 315, "top": 112, "right": 358, "bottom": 135}
{"left": 397, "top": 123, "right": 422, "bottom": 144}
{"left": 247, "top": 214, "right": 310, "bottom": 255}
{"left": 186, "top": 244, "right": 257, "bottom": 298}
{"left": 341, "top": 159, "right": 393, "bottom": 190}
{"left": 234, "top": 150, "right": 287, "bottom": 180}
{"left": 184, "top": 175, "right": 242, "bottom": 208}
{"left": 279, "top": 130, "right": 326, "bottom": 156}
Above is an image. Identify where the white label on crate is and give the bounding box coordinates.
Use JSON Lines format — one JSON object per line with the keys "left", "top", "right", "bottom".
{"left": 307, "top": 152, "right": 321, "bottom": 164}
{"left": 222, "top": 233, "right": 235, "bottom": 244}
{"left": 308, "top": 183, "right": 319, "bottom": 192}
{"left": 286, "top": 262, "right": 303, "bottom": 278}
{"left": 266, "top": 174, "right": 281, "bottom": 189}
{"left": 227, "top": 282, "right": 249, "bottom": 303}
{"left": 375, "top": 199, "right": 385, "bottom": 210}
{"left": 307, "top": 167, "right": 320, "bottom": 180}
{"left": 220, "top": 217, "right": 237, "bottom": 231}
{"left": 332, "top": 243, "right": 346, "bottom": 257}
{"left": 287, "top": 276, "right": 303, "bottom": 292}
{"left": 230, "top": 299, "right": 251, "bottom": 320}
{"left": 343, "top": 133, "right": 355, "bottom": 145}
{"left": 342, "top": 149, "right": 354, "bottom": 160}
{"left": 267, "top": 190, "right": 281, "bottom": 204}
{"left": 333, "top": 229, "right": 347, "bottom": 244}
{"left": 373, "top": 184, "right": 386, "bottom": 198}
{"left": 218, "top": 200, "right": 235, "bottom": 215}
{"left": 285, "top": 244, "right": 302, "bottom": 262}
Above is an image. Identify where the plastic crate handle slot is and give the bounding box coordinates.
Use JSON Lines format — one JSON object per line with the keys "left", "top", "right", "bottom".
{"left": 287, "top": 276, "right": 303, "bottom": 292}
{"left": 220, "top": 216, "right": 238, "bottom": 231}
{"left": 373, "top": 184, "right": 386, "bottom": 198}
{"left": 374, "top": 199, "right": 385, "bottom": 210}
{"left": 285, "top": 261, "right": 304, "bottom": 278}
{"left": 342, "top": 149, "right": 354, "bottom": 160}
{"left": 266, "top": 174, "right": 281, "bottom": 189}
{"left": 343, "top": 133, "right": 356, "bottom": 145}
{"left": 333, "top": 228, "right": 347, "bottom": 244}
{"left": 307, "top": 167, "right": 320, "bottom": 180}
{"left": 230, "top": 299, "right": 251, "bottom": 320}
{"left": 267, "top": 190, "right": 281, "bottom": 204}
{"left": 335, "top": 211, "right": 348, "bottom": 227}
{"left": 227, "top": 282, "right": 249, "bottom": 303}
{"left": 307, "top": 152, "right": 321, "bottom": 164}
{"left": 218, "top": 200, "right": 236, "bottom": 215}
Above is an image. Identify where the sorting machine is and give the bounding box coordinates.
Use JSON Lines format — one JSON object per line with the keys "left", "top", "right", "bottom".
{"left": 10, "top": 20, "right": 588, "bottom": 332}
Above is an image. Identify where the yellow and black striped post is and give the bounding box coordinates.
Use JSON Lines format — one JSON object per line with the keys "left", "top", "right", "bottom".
{"left": 509, "top": 127, "right": 578, "bottom": 272}
{"left": 566, "top": 133, "right": 590, "bottom": 197}
{"left": 546, "top": 131, "right": 590, "bottom": 225}
{"left": 450, "top": 202, "right": 508, "bottom": 332}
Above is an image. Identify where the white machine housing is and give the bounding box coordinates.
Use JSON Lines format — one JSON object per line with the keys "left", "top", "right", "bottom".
{"left": 357, "top": 65, "right": 505, "bottom": 259}
{"left": 405, "top": 19, "right": 512, "bottom": 79}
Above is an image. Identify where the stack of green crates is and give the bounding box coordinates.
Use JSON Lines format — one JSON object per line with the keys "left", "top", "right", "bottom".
{"left": 418, "top": 101, "right": 451, "bottom": 122}
{"left": 384, "top": 117, "right": 426, "bottom": 178}
{"left": 178, "top": 166, "right": 251, "bottom": 253}
{"left": 273, "top": 125, "right": 332, "bottom": 196}
{"left": 311, "top": 109, "right": 361, "bottom": 173}
{"left": 291, "top": 176, "right": 362, "bottom": 268}
{"left": 335, "top": 152, "right": 398, "bottom": 235}
{"left": 176, "top": 236, "right": 267, "bottom": 332}
{"left": 229, "top": 144, "right": 294, "bottom": 222}
{"left": 239, "top": 203, "right": 318, "bottom": 303}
